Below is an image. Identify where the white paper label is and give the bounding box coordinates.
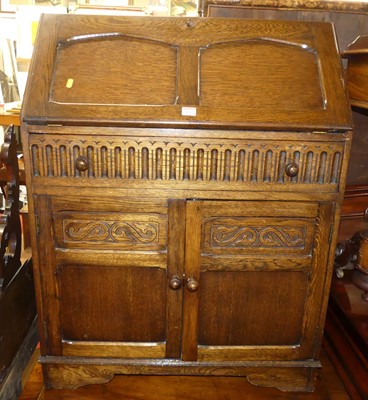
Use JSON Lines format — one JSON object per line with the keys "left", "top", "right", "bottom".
{"left": 181, "top": 106, "right": 197, "bottom": 117}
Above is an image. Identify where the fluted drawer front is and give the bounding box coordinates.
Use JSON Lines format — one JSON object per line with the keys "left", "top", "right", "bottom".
{"left": 28, "top": 133, "right": 344, "bottom": 188}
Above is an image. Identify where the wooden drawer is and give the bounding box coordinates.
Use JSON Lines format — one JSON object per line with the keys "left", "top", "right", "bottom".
{"left": 27, "top": 129, "right": 345, "bottom": 192}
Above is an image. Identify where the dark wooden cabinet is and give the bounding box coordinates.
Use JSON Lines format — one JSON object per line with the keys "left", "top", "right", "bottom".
{"left": 0, "top": 127, "right": 37, "bottom": 400}
{"left": 21, "top": 15, "right": 352, "bottom": 392}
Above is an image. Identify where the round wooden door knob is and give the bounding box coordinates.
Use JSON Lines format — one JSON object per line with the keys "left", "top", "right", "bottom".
{"left": 169, "top": 275, "right": 182, "bottom": 290}
{"left": 186, "top": 277, "right": 199, "bottom": 292}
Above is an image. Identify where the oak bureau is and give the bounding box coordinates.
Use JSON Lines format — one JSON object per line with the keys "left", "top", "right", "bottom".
{"left": 21, "top": 15, "right": 352, "bottom": 391}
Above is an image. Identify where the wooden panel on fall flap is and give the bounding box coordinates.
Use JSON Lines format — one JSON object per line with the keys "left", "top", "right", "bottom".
{"left": 50, "top": 35, "right": 178, "bottom": 106}
{"left": 22, "top": 15, "right": 351, "bottom": 130}
{"left": 199, "top": 39, "right": 325, "bottom": 110}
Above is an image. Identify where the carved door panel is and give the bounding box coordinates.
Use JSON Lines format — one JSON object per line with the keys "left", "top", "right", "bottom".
{"left": 36, "top": 195, "right": 185, "bottom": 359}
{"left": 182, "top": 200, "right": 334, "bottom": 362}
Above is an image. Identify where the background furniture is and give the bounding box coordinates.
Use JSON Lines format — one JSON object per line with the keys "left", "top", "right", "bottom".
{"left": 0, "top": 125, "right": 37, "bottom": 400}
{"left": 0, "top": 113, "right": 20, "bottom": 127}
{"left": 204, "top": 0, "right": 368, "bottom": 54}
{"left": 323, "top": 36, "right": 368, "bottom": 400}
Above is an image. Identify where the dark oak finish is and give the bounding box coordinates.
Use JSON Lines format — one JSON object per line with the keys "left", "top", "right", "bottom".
{"left": 21, "top": 15, "right": 352, "bottom": 393}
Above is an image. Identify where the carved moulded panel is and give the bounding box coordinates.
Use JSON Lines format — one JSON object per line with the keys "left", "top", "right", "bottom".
{"left": 202, "top": 217, "right": 315, "bottom": 255}
{"left": 63, "top": 220, "right": 159, "bottom": 244}
{"left": 210, "top": 224, "right": 306, "bottom": 248}
{"left": 29, "top": 134, "right": 344, "bottom": 187}
{"left": 54, "top": 212, "right": 167, "bottom": 250}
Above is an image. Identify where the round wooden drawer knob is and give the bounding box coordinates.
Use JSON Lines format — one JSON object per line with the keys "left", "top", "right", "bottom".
{"left": 285, "top": 162, "right": 299, "bottom": 178}
{"left": 75, "top": 156, "right": 89, "bottom": 172}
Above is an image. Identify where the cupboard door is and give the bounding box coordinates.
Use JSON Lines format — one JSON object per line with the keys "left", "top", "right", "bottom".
{"left": 36, "top": 195, "right": 185, "bottom": 359}
{"left": 182, "top": 200, "right": 334, "bottom": 362}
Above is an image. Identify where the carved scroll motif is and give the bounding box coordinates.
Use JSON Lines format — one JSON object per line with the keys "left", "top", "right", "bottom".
{"left": 210, "top": 224, "right": 306, "bottom": 249}
{"left": 63, "top": 219, "right": 159, "bottom": 244}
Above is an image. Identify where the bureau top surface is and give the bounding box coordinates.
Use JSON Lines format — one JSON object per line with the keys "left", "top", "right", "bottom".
{"left": 22, "top": 15, "right": 352, "bottom": 131}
